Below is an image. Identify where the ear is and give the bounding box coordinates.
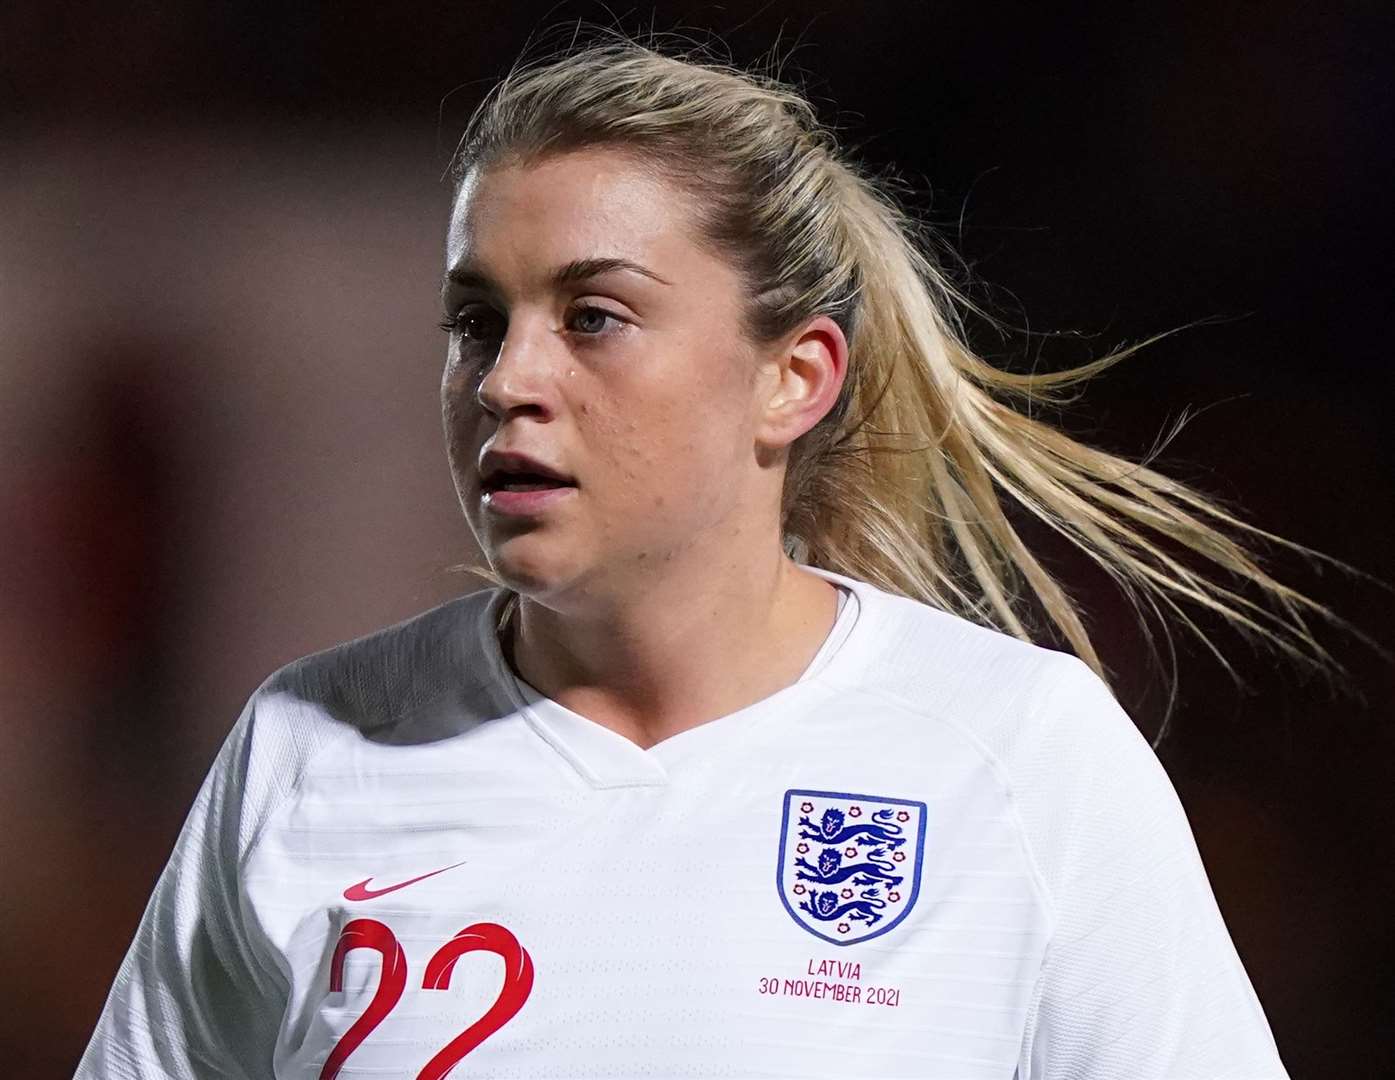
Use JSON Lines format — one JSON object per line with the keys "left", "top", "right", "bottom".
{"left": 754, "top": 314, "right": 849, "bottom": 452}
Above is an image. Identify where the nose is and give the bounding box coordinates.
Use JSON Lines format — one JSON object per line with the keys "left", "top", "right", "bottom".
{"left": 471, "top": 315, "right": 557, "bottom": 421}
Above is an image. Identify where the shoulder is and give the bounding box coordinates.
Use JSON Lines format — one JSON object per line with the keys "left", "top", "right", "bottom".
{"left": 254, "top": 587, "right": 498, "bottom": 734}
{"left": 218, "top": 587, "right": 501, "bottom": 850}
{"left": 881, "top": 602, "right": 1182, "bottom": 912}
{"left": 853, "top": 586, "right": 1190, "bottom": 900}
{"left": 837, "top": 578, "right": 1155, "bottom": 830}
{"left": 839, "top": 580, "right": 1100, "bottom": 747}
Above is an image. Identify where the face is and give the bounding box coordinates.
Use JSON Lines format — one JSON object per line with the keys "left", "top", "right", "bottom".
{"left": 440, "top": 146, "right": 842, "bottom": 608}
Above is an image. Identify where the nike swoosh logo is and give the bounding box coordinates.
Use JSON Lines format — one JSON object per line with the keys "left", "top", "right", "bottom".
{"left": 343, "top": 860, "right": 467, "bottom": 901}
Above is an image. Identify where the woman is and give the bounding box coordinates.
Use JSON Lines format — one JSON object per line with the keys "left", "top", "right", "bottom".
{"left": 77, "top": 29, "right": 1359, "bottom": 1080}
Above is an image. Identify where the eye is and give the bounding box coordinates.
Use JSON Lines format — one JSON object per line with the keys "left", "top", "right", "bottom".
{"left": 438, "top": 304, "right": 505, "bottom": 342}
{"left": 438, "top": 303, "right": 625, "bottom": 347}
{"left": 567, "top": 305, "right": 625, "bottom": 336}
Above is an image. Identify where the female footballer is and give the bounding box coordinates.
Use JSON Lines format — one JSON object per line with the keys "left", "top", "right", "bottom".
{"left": 76, "top": 28, "right": 1357, "bottom": 1080}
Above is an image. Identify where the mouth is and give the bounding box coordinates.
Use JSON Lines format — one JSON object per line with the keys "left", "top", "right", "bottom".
{"left": 481, "top": 472, "right": 578, "bottom": 495}
{"left": 481, "top": 480, "right": 577, "bottom": 516}
{"left": 476, "top": 447, "right": 578, "bottom": 511}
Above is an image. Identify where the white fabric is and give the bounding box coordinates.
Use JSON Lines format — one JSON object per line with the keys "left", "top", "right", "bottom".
{"left": 75, "top": 566, "right": 1290, "bottom": 1079}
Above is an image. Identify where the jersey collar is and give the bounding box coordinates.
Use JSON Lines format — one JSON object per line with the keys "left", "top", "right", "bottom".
{"left": 474, "top": 565, "right": 873, "bottom": 789}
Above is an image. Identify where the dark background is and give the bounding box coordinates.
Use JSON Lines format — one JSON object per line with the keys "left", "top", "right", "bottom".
{"left": 1, "top": 3, "right": 1391, "bottom": 1076}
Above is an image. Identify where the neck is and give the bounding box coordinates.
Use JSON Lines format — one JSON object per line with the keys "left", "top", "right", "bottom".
{"left": 499, "top": 548, "right": 840, "bottom": 750}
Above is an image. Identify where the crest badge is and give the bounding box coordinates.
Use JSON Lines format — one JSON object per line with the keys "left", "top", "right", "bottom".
{"left": 777, "top": 788, "right": 927, "bottom": 946}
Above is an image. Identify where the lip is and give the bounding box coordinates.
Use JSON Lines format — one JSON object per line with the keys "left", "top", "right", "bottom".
{"left": 482, "top": 485, "right": 577, "bottom": 517}
{"left": 478, "top": 448, "right": 575, "bottom": 487}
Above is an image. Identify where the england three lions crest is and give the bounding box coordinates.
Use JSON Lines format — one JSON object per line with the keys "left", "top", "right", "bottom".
{"left": 777, "top": 788, "right": 927, "bottom": 946}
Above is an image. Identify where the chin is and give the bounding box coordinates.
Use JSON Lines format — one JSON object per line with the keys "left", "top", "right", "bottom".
{"left": 483, "top": 545, "right": 574, "bottom": 598}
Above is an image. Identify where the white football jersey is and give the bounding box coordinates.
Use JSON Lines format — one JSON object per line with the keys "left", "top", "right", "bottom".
{"left": 75, "top": 566, "right": 1291, "bottom": 1079}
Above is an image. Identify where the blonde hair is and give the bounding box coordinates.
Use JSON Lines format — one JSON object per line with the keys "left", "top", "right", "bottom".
{"left": 442, "top": 25, "right": 1389, "bottom": 742}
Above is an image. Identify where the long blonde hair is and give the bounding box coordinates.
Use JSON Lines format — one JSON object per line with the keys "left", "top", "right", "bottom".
{"left": 442, "top": 25, "right": 1388, "bottom": 742}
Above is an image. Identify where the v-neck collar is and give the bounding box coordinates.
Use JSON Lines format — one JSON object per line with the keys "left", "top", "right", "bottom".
{"left": 474, "top": 565, "right": 877, "bottom": 789}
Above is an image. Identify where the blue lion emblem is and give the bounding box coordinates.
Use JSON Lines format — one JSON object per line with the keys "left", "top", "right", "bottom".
{"left": 793, "top": 845, "right": 905, "bottom": 888}
{"left": 799, "top": 887, "right": 889, "bottom": 927}
{"left": 797, "top": 807, "right": 908, "bottom": 849}
{"left": 778, "top": 789, "right": 927, "bottom": 946}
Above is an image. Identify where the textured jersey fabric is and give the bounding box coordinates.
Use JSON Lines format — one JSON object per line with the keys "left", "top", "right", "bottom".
{"left": 75, "top": 565, "right": 1291, "bottom": 1079}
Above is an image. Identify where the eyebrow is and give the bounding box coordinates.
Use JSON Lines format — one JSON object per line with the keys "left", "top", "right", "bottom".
{"left": 443, "top": 256, "right": 672, "bottom": 293}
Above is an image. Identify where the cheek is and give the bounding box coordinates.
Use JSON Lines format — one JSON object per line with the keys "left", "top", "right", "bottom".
{"left": 590, "top": 387, "right": 748, "bottom": 516}
{"left": 441, "top": 391, "right": 485, "bottom": 485}
{"left": 440, "top": 402, "right": 471, "bottom": 468}
{"left": 588, "top": 410, "right": 660, "bottom": 509}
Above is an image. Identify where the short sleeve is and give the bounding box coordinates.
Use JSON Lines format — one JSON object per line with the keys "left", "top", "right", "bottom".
{"left": 74, "top": 691, "right": 288, "bottom": 1080}
{"left": 1017, "top": 657, "right": 1291, "bottom": 1080}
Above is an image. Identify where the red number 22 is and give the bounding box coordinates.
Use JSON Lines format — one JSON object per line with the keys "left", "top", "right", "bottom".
{"left": 318, "top": 918, "right": 535, "bottom": 1080}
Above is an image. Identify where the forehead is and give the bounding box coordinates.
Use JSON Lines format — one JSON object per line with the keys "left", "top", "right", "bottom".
{"left": 444, "top": 148, "right": 704, "bottom": 285}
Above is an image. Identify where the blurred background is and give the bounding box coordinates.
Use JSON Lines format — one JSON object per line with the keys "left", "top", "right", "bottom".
{"left": 1, "top": 2, "right": 1391, "bottom": 1076}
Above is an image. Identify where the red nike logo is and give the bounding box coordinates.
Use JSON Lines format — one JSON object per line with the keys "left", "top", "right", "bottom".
{"left": 343, "top": 860, "right": 467, "bottom": 901}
